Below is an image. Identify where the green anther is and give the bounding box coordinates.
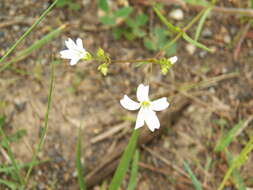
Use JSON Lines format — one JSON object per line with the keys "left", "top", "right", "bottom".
{"left": 141, "top": 101, "right": 150, "bottom": 107}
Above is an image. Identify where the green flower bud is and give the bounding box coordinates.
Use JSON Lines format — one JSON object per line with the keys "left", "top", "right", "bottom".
{"left": 98, "top": 63, "right": 109, "bottom": 76}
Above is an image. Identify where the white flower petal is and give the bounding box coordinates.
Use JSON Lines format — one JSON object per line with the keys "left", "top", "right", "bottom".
{"left": 151, "top": 97, "right": 169, "bottom": 111}
{"left": 144, "top": 108, "right": 160, "bottom": 132}
{"left": 76, "top": 38, "right": 84, "bottom": 50}
{"left": 137, "top": 84, "right": 149, "bottom": 102}
{"left": 60, "top": 50, "right": 77, "bottom": 59}
{"left": 120, "top": 95, "right": 140, "bottom": 111}
{"left": 135, "top": 108, "right": 145, "bottom": 129}
{"left": 65, "top": 38, "right": 78, "bottom": 50}
{"left": 169, "top": 56, "right": 178, "bottom": 64}
{"left": 69, "top": 57, "right": 80, "bottom": 66}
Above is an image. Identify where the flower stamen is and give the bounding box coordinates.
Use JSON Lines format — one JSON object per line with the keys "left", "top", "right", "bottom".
{"left": 141, "top": 101, "right": 150, "bottom": 107}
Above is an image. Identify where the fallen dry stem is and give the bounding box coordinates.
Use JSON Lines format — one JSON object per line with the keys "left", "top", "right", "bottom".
{"left": 192, "top": 5, "right": 253, "bottom": 17}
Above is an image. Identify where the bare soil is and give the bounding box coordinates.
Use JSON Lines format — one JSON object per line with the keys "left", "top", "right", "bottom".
{"left": 0, "top": 0, "right": 253, "bottom": 189}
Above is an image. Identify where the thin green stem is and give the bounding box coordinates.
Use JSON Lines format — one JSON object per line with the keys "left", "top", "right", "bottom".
{"left": 24, "top": 62, "right": 55, "bottom": 186}
{"left": 161, "top": 9, "right": 206, "bottom": 51}
{"left": 111, "top": 58, "right": 157, "bottom": 64}
{"left": 0, "top": 0, "right": 58, "bottom": 72}
{"left": 0, "top": 128, "right": 25, "bottom": 185}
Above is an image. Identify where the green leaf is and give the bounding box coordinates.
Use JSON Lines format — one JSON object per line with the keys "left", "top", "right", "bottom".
{"left": 225, "top": 151, "right": 246, "bottom": 190}
{"left": 165, "top": 42, "right": 177, "bottom": 56}
{"left": 135, "top": 13, "right": 148, "bottom": 26}
{"left": 218, "top": 137, "right": 253, "bottom": 190}
{"left": 0, "top": 179, "right": 18, "bottom": 190}
{"left": 100, "top": 16, "right": 115, "bottom": 25}
{"left": 108, "top": 129, "right": 140, "bottom": 190}
{"left": 183, "top": 0, "right": 210, "bottom": 6}
{"left": 2, "top": 25, "right": 65, "bottom": 71}
{"left": 0, "top": 115, "right": 4, "bottom": 128}
{"left": 112, "top": 28, "right": 124, "bottom": 39}
{"left": 183, "top": 161, "right": 203, "bottom": 190}
{"left": 153, "top": 5, "right": 181, "bottom": 33}
{"left": 155, "top": 27, "right": 169, "bottom": 49}
{"left": 0, "top": 0, "right": 59, "bottom": 72}
{"left": 132, "top": 28, "right": 146, "bottom": 38}
{"left": 123, "top": 31, "right": 136, "bottom": 41}
{"left": 0, "top": 160, "right": 46, "bottom": 173}
{"left": 215, "top": 120, "right": 245, "bottom": 152}
{"left": 100, "top": 15, "right": 116, "bottom": 25}
{"left": 69, "top": 2, "right": 81, "bottom": 10}
{"left": 144, "top": 39, "right": 157, "bottom": 51}
{"left": 127, "top": 150, "right": 139, "bottom": 190}
{"left": 1, "top": 129, "right": 27, "bottom": 148}
{"left": 97, "top": 0, "right": 109, "bottom": 12}
{"left": 76, "top": 127, "right": 86, "bottom": 190}
{"left": 182, "top": 32, "right": 212, "bottom": 52}
{"left": 125, "top": 18, "right": 136, "bottom": 28}
{"left": 194, "top": 7, "right": 212, "bottom": 41}
{"left": 113, "top": 7, "right": 133, "bottom": 18}
{"left": 0, "top": 119, "right": 24, "bottom": 185}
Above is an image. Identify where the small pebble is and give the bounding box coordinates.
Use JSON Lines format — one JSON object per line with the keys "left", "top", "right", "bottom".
{"left": 224, "top": 35, "right": 231, "bottom": 43}
{"left": 210, "top": 46, "right": 217, "bottom": 53}
{"left": 169, "top": 9, "right": 184, "bottom": 20}
{"left": 222, "top": 67, "right": 228, "bottom": 73}
{"left": 202, "top": 28, "right": 212, "bottom": 38}
{"left": 13, "top": 25, "right": 20, "bottom": 31}
{"left": 199, "top": 51, "right": 207, "bottom": 58}
{"left": 186, "top": 44, "right": 196, "bottom": 55}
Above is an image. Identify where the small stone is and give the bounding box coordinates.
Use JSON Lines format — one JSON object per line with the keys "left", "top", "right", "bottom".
{"left": 210, "top": 46, "right": 217, "bottom": 53}
{"left": 186, "top": 44, "right": 196, "bottom": 55}
{"left": 222, "top": 67, "right": 228, "bottom": 73}
{"left": 13, "top": 25, "right": 20, "bottom": 31}
{"left": 169, "top": 9, "right": 184, "bottom": 20}
{"left": 202, "top": 28, "right": 212, "bottom": 38}
{"left": 199, "top": 51, "right": 207, "bottom": 58}
{"left": 224, "top": 35, "right": 231, "bottom": 43}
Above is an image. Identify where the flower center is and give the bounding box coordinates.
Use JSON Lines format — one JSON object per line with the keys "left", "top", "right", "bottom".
{"left": 141, "top": 101, "right": 150, "bottom": 108}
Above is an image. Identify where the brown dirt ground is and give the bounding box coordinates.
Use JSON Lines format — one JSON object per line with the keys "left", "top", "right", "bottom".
{"left": 0, "top": 0, "right": 253, "bottom": 189}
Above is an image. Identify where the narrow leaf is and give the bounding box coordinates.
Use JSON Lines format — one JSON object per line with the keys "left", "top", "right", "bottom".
{"left": 109, "top": 129, "right": 140, "bottom": 190}
{"left": 183, "top": 161, "right": 203, "bottom": 190}
{"left": 1, "top": 25, "right": 66, "bottom": 71}
{"left": 0, "top": 160, "right": 46, "bottom": 173}
{"left": 218, "top": 137, "right": 253, "bottom": 190}
{"left": 127, "top": 150, "right": 139, "bottom": 190}
{"left": 0, "top": 0, "right": 59, "bottom": 72}
{"left": 182, "top": 32, "right": 212, "bottom": 52}
{"left": 0, "top": 179, "right": 18, "bottom": 190}
{"left": 215, "top": 120, "right": 244, "bottom": 152}
{"left": 194, "top": 7, "right": 212, "bottom": 41}
{"left": 153, "top": 5, "right": 181, "bottom": 33}
{"left": 76, "top": 126, "right": 86, "bottom": 190}
{"left": 225, "top": 151, "right": 246, "bottom": 190}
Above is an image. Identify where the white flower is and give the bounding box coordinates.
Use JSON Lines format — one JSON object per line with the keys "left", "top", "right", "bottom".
{"left": 60, "top": 38, "right": 88, "bottom": 66}
{"left": 169, "top": 56, "right": 178, "bottom": 64}
{"left": 120, "top": 84, "right": 169, "bottom": 132}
